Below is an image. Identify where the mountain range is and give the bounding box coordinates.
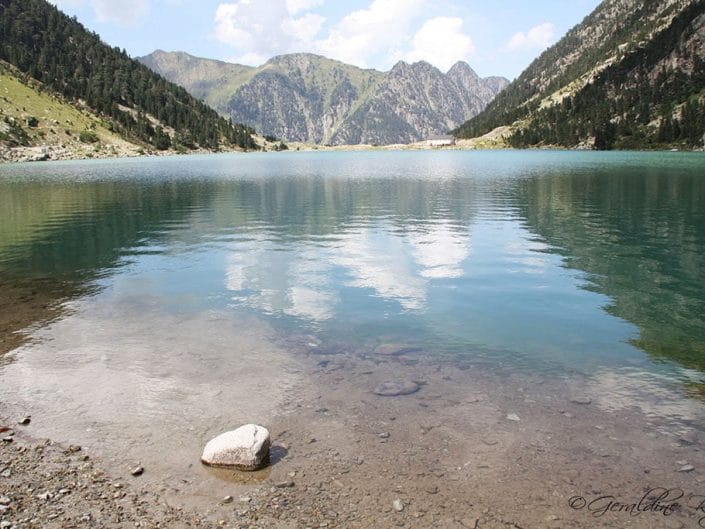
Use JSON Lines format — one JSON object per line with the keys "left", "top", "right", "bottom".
{"left": 139, "top": 51, "right": 509, "bottom": 146}
{"left": 3, "top": 0, "right": 705, "bottom": 157}
{"left": 455, "top": 0, "right": 705, "bottom": 150}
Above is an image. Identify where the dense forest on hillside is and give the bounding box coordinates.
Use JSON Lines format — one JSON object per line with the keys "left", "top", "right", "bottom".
{"left": 0, "top": 0, "right": 257, "bottom": 151}
{"left": 455, "top": 2, "right": 683, "bottom": 138}
{"left": 511, "top": 1, "right": 705, "bottom": 149}
{"left": 455, "top": 0, "right": 705, "bottom": 150}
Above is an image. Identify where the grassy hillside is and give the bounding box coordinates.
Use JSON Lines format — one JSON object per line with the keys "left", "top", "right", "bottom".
{"left": 0, "top": 0, "right": 258, "bottom": 153}
{"left": 1, "top": 61, "right": 140, "bottom": 159}
{"left": 139, "top": 51, "right": 257, "bottom": 115}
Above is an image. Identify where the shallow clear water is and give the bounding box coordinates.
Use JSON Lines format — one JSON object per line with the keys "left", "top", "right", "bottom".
{"left": 1, "top": 150, "right": 704, "bottom": 387}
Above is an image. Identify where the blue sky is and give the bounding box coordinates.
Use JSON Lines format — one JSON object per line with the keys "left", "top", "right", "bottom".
{"left": 51, "top": 0, "right": 601, "bottom": 79}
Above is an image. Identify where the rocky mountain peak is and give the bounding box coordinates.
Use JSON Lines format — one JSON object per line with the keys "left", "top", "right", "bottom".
{"left": 389, "top": 60, "right": 412, "bottom": 73}
{"left": 390, "top": 60, "right": 443, "bottom": 77}
{"left": 266, "top": 52, "right": 329, "bottom": 68}
{"left": 447, "top": 61, "right": 480, "bottom": 81}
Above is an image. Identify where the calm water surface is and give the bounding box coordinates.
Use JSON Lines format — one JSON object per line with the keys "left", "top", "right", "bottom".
{"left": 1, "top": 150, "right": 704, "bottom": 406}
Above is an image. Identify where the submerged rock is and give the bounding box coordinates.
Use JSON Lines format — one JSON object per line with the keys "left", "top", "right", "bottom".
{"left": 374, "top": 344, "right": 422, "bottom": 356}
{"left": 201, "top": 424, "right": 271, "bottom": 471}
{"left": 374, "top": 381, "right": 420, "bottom": 397}
{"left": 679, "top": 431, "right": 698, "bottom": 445}
{"left": 569, "top": 396, "right": 592, "bottom": 405}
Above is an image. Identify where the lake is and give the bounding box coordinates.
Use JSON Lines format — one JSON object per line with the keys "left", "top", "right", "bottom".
{"left": 1, "top": 150, "right": 704, "bottom": 527}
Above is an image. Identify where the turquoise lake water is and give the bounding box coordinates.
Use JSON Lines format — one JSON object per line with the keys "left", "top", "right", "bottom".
{"left": 1, "top": 150, "right": 704, "bottom": 390}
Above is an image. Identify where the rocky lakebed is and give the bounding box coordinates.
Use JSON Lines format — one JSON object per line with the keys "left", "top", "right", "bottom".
{"left": 2, "top": 332, "right": 705, "bottom": 529}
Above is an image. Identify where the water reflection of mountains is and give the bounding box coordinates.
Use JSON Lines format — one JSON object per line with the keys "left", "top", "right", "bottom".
{"left": 1, "top": 153, "right": 703, "bottom": 373}
{"left": 517, "top": 165, "right": 705, "bottom": 372}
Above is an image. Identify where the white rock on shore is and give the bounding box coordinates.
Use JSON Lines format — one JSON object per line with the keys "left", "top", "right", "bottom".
{"left": 201, "top": 424, "right": 271, "bottom": 471}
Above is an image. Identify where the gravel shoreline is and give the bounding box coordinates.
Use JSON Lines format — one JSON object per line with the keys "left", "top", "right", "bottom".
{"left": 0, "top": 144, "right": 247, "bottom": 164}
{"left": 0, "top": 423, "right": 218, "bottom": 528}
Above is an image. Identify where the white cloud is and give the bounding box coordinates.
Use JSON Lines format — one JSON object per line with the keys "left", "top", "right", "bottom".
{"left": 404, "top": 17, "right": 476, "bottom": 72}
{"left": 214, "top": 0, "right": 428, "bottom": 69}
{"left": 332, "top": 231, "right": 427, "bottom": 311}
{"left": 228, "top": 51, "right": 269, "bottom": 66}
{"left": 51, "top": 0, "right": 150, "bottom": 25}
{"left": 214, "top": 0, "right": 326, "bottom": 65}
{"left": 214, "top": 3, "right": 257, "bottom": 49}
{"left": 505, "top": 22, "right": 555, "bottom": 52}
{"left": 409, "top": 223, "right": 471, "bottom": 279}
{"left": 285, "top": 0, "right": 324, "bottom": 16}
{"left": 315, "top": 0, "right": 426, "bottom": 68}
{"left": 282, "top": 13, "right": 326, "bottom": 43}
{"left": 225, "top": 239, "right": 337, "bottom": 323}
{"left": 212, "top": 0, "right": 482, "bottom": 72}
{"left": 287, "top": 286, "right": 336, "bottom": 322}
{"left": 94, "top": 0, "right": 149, "bottom": 25}
{"left": 52, "top": 0, "right": 84, "bottom": 7}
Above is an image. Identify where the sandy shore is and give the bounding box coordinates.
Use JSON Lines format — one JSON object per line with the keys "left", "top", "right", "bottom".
{"left": 0, "top": 142, "right": 470, "bottom": 164}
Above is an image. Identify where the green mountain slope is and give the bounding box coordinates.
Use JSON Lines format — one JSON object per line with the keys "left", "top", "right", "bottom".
{"left": 0, "top": 60, "right": 145, "bottom": 162}
{"left": 138, "top": 51, "right": 257, "bottom": 115}
{"left": 140, "top": 51, "right": 508, "bottom": 145}
{"left": 455, "top": 0, "right": 705, "bottom": 150}
{"left": 0, "top": 0, "right": 257, "bottom": 154}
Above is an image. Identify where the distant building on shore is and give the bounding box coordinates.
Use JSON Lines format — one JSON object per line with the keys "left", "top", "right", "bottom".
{"left": 426, "top": 135, "right": 456, "bottom": 147}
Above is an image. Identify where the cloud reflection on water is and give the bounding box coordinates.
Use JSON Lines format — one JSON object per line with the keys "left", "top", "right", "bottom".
{"left": 224, "top": 219, "right": 474, "bottom": 319}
